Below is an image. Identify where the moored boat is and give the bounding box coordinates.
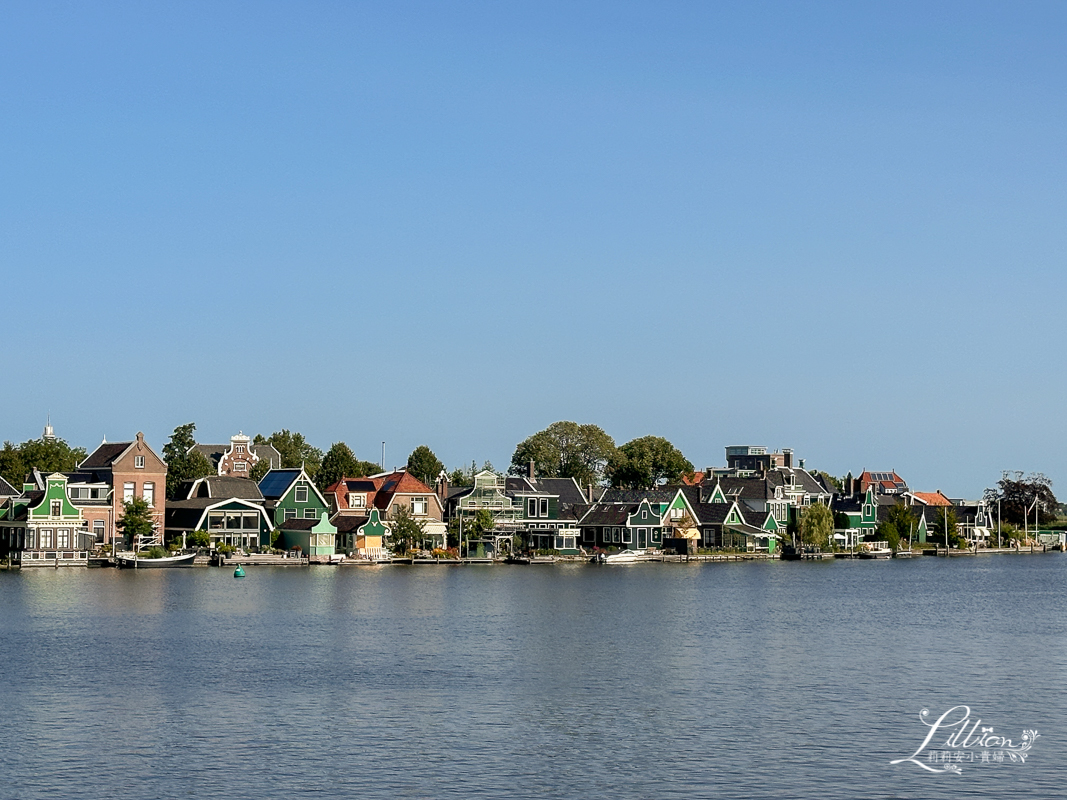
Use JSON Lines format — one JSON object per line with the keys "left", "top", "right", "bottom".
{"left": 592, "top": 549, "right": 643, "bottom": 564}
{"left": 117, "top": 552, "right": 196, "bottom": 568}
{"left": 858, "top": 541, "right": 892, "bottom": 560}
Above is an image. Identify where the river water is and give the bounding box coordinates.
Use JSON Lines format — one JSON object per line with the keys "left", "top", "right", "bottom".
{"left": 0, "top": 555, "right": 1064, "bottom": 799}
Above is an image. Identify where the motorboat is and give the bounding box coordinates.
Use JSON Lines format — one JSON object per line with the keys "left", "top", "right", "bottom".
{"left": 592, "top": 549, "right": 643, "bottom": 564}
{"left": 858, "top": 541, "right": 892, "bottom": 560}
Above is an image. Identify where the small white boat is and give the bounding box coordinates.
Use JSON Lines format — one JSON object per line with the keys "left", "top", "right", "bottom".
{"left": 117, "top": 552, "right": 197, "bottom": 568}
{"left": 593, "top": 549, "right": 643, "bottom": 564}
{"left": 893, "top": 548, "right": 915, "bottom": 558}
{"left": 858, "top": 541, "right": 892, "bottom": 560}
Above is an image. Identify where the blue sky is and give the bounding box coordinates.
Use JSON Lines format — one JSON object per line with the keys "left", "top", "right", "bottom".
{"left": 2, "top": 2, "right": 1066, "bottom": 497}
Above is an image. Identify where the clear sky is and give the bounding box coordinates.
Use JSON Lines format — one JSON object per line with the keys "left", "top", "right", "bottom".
{"left": 3, "top": 2, "right": 1066, "bottom": 497}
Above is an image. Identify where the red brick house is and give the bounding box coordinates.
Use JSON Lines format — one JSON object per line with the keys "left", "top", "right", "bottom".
{"left": 78, "top": 432, "right": 167, "bottom": 545}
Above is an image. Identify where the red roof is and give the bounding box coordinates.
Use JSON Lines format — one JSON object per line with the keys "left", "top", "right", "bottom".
{"left": 911, "top": 491, "right": 951, "bottom": 506}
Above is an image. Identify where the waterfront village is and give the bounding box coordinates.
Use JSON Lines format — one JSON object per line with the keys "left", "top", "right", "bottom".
{"left": 0, "top": 421, "right": 1062, "bottom": 569}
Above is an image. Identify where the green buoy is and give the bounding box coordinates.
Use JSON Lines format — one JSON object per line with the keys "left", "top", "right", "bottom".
{"left": 234, "top": 565, "right": 245, "bottom": 578}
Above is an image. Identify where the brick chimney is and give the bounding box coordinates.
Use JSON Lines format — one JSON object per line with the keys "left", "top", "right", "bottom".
{"left": 435, "top": 469, "right": 449, "bottom": 507}
{"left": 783, "top": 448, "right": 793, "bottom": 469}
{"left": 528, "top": 459, "right": 536, "bottom": 480}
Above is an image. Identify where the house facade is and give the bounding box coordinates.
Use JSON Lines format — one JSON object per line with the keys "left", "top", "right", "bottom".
{"left": 78, "top": 432, "right": 168, "bottom": 546}
{"left": 164, "top": 476, "right": 273, "bottom": 548}
{"left": 259, "top": 467, "right": 330, "bottom": 527}
{"left": 2, "top": 473, "right": 94, "bottom": 567}
{"left": 191, "top": 433, "right": 282, "bottom": 478}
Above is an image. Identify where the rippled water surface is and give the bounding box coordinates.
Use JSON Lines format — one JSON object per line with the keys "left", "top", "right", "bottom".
{"left": 1, "top": 555, "right": 1065, "bottom": 799}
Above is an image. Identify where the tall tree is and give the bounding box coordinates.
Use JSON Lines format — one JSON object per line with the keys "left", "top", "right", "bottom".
{"left": 607, "top": 436, "right": 693, "bottom": 489}
{"left": 406, "top": 445, "right": 445, "bottom": 486}
{"left": 388, "top": 504, "right": 427, "bottom": 554}
{"left": 263, "top": 430, "right": 324, "bottom": 478}
{"left": 162, "top": 422, "right": 215, "bottom": 500}
{"left": 316, "top": 442, "right": 380, "bottom": 490}
{"left": 934, "top": 506, "right": 960, "bottom": 548}
{"left": 509, "top": 421, "right": 616, "bottom": 486}
{"left": 984, "top": 471, "right": 1058, "bottom": 526}
{"left": 116, "top": 497, "right": 156, "bottom": 550}
{"left": 0, "top": 436, "right": 87, "bottom": 486}
{"left": 799, "top": 503, "right": 833, "bottom": 549}
{"left": 880, "top": 503, "right": 917, "bottom": 551}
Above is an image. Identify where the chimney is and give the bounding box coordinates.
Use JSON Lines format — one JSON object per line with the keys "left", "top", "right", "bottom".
{"left": 528, "top": 459, "right": 536, "bottom": 480}
{"left": 436, "top": 470, "right": 449, "bottom": 506}
{"left": 588, "top": 483, "right": 595, "bottom": 503}
{"left": 783, "top": 449, "right": 793, "bottom": 469}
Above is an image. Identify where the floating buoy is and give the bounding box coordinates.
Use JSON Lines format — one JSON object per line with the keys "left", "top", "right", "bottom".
{"left": 234, "top": 565, "right": 245, "bottom": 578}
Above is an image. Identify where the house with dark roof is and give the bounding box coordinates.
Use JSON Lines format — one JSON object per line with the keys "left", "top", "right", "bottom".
{"left": 577, "top": 497, "right": 665, "bottom": 551}
{"left": 259, "top": 467, "right": 330, "bottom": 528}
{"left": 164, "top": 474, "right": 272, "bottom": 548}
{"left": 505, "top": 471, "right": 587, "bottom": 553}
{"left": 78, "top": 432, "right": 167, "bottom": 546}
{"left": 190, "top": 433, "right": 282, "bottom": 479}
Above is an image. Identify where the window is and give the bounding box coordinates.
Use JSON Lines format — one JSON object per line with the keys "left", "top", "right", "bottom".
{"left": 236, "top": 445, "right": 245, "bottom": 454}
{"left": 134, "top": 456, "right": 145, "bottom": 469}
{"left": 124, "top": 483, "right": 135, "bottom": 503}
{"left": 234, "top": 461, "right": 246, "bottom": 472}
{"left": 304, "top": 508, "right": 318, "bottom": 519}
{"left": 670, "top": 507, "right": 683, "bottom": 519}
{"left": 57, "top": 529, "right": 70, "bottom": 548}
{"left": 583, "top": 528, "right": 593, "bottom": 543}
{"left": 284, "top": 508, "right": 297, "bottom": 520}
{"left": 623, "top": 528, "right": 633, "bottom": 544}
{"left": 295, "top": 484, "right": 309, "bottom": 503}
{"left": 51, "top": 500, "right": 62, "bottom": 516}
{"left": 412, "top": 497, "right": 428, "bottom": 516}
{"left": 528, "top": 498, "right": 537, "bottom": 517}
{"left": 348, "top": 493, "right": 365, "bottom": 508}
{"left": 539, "top": 498, "right": 549, "bottom": 517}
{"left": 143, "top": 482, "right": 154, "bottom": 508}
{"left": 40, "top": 529, "right": 53, "bottom": 548}
{"left": 93, "top": 520, "right": 105, "bottom": 540}
{"left": 641, "top": 510, "right": 648, "bottom": 520}
{"left": 612, "top": 527, "right": 621, "bottom": 544}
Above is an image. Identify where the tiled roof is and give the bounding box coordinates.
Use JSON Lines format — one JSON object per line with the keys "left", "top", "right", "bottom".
{"left": 911, "top": 491, "right": 952, "bottom": 506}
{"left": 191, "top": 444, "right": 227, "bottom": 466}
{"left": 0, "top": 476, "right": 19, "bottom": 496}
{"left": 578, "top": 503, "right": 636, "bottom": 526}
{"left": 80, "top": 442, "right": 132, "bottom": 469}
{"left": 598, "top": 488, "right": 676, "bottom": 505}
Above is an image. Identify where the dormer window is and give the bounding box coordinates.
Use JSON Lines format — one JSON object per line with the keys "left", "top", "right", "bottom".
{"left": 134, "top": 456, "right": 145, "bottom": 469}
{"left": 412, "top": 497, "right": 428, "bottom": 516}
{"left": 348, "top": 493, "right": 365, "bottom": 508}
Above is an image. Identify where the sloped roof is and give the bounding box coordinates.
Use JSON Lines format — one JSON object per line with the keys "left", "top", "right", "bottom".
{"left": 578, "top": 503, "right": 636, "bottom": 526}
{"left": 191, "top": 476, "right": 263, "bottom": 500}
{"left": 191, "top": 444, "right": 227, "bottom": 466}
{"left": 80, "top": 442, "right": 132, "bottom": 469}
{"left": 0, "top": 476, "right": 20, "bottom": 496}
{"left": 258, "top": 469, "right": 303, "bottom": 499}
{"left": 598, "top": 488, "right": 676, "bottom": 505}
{"left": 250, "top": 443, "right": 282, "bottom": 468}
{"left": 910, "top": 491, "right": 952, "bottom": 506}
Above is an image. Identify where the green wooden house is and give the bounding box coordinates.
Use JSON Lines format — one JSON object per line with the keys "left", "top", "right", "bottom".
{"left": 259, "top": 467, "right": 330, "bottom": 528}
{"left": 278, "top": 512, "right": 337, "bottom": 562}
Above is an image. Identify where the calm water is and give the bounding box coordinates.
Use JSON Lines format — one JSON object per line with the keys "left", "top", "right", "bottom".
{"left": 1, "top": 555, "right": 1064, "bottom": 799}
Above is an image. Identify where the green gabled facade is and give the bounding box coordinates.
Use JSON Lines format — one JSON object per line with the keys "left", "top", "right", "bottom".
{"left": 259, "top": 468, "right": 330, "bottom": 528}
{"left": 625, "top": 499, "right": 664, "bottom": 549}
{"left": 279, "top": 512, "right": 337, "bottom": 559}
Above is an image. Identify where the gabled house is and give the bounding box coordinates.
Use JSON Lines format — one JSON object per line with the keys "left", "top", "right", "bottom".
{"left": 2, "top": 473, "right": 94, "bottom": 566}
{"left": 577, "top": 497, "right": 665, "bottom": 551}
{"left": 258, "top": 467, "right": 330, "bottom": 528}
{"left": 336, "top": 508, "right": 390, "bottom": 557}
{"left": 444, "top": 470, "right": 524, "bottom": 529}
{"left": 505, "top": 471, "right": 587, "bottom": 553}
{"left": 190, "top": 433, "right": 282, "bottom": 478}
{"left": 323, "top": 469, "right": 447, "bottom": 549}
{"left": 857, "top": 470, "right": 908, "bottom": 496}
{"left": 277, "top": 512, "right": 337, "bottom": 562}
{"left": 78, "top": 432, "right": 167, "bottom": 546}
{"left": 164, "top": 475, "right": 273, "bottom": 549}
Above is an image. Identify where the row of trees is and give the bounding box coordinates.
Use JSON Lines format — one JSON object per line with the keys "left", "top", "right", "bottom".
{"left": 0, "top": 437, "right": 87, "bottom": 488}
{"left": 509, "top": 421, "right": 693, "bottom": 489}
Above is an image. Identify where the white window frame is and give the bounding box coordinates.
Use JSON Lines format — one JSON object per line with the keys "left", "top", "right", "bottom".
{"left": 284, "top": 508, "right": 297, "bottom": 521}
{"left": 412, "top": 497, "right": 428, "bottom": 516}
{"left": 134, "top": 455, "right": 145, "bottom": 469}
{"left": 623, "top": 528, "right": 633, "bottom": 544}
{"left": 143, "top": 482, "right": 155, "bottom": 508}
{"left": 348, "top": 493, "right": 365, "bottom": 508}
{"left": 304, "top": 508, "right": 318, "bottom": 519}
{"left": 123, "top": 483, "right": 135, "bottom": 503}
{"left": 539, "top": 498, "right": 549, "bottom": 517}
{"left": 234, "top": 461, "right": 247, "bottom": 472}
{"left": 295, "top": 484, "right": 309, "bottom": 503}
{"left": 51, "top": 499, "right": 62, "bottom": 517}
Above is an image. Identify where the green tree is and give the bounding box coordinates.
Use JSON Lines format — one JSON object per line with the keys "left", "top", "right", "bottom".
{"left": 509, "top": 421, "right": 617, "bottom": 486}
{"left": 407, "top": 445, "right": 445, "bottom": 486}
{"left": 162, "top": 423, "right": 216, "bottom": 500}
{"left": 879, "top": 503, "right": 917, "bottom": 551}
{"left": 262, "top": 430, "right": 324, "bottom": 479}
{"left": 315, "top": 442, "right": 379, "bottom": 490}
{"left": 388, "top": 504, "right": 427, "bottom": 555}
{"left": 116, "top": 497, "right": 156, "bottom": 550}
{"left": 448, "top": 467, "right": 472, "bottom": 487}
{"left": 0, "top": 436, "right": 87, "bottom": 486}
{"left": 607, "top": 436, "right": 694, "bottom": 489}
{"left": 249, "top": 458, "right": 273, "bottom": 482}
{"left": 799, "top": 503, "right": 833, "bottom": 550}
{"left": 470, "top": 508, "right": 495, "bottom": 538}
{"left": 984, "top": 471, "right": 1058, "bottom": 526}
{"left": 187, "top": 530, "right": 210, "bottom": 548}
